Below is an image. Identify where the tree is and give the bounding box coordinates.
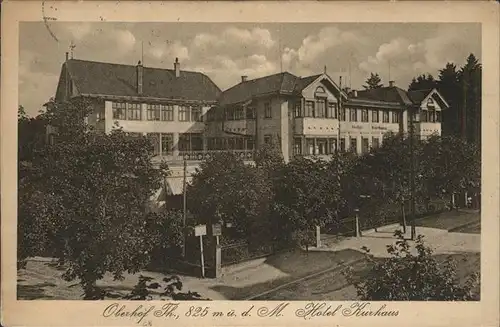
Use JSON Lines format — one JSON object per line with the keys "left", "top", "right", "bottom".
{"left": 344, "top": 231, "right": 479, "bottom": 300}
{"left": 187, "top": 152, "right": 273, "bottom": 243}
{"left": 351, "top": 133, "right": 424, "bottom": 229}
{"left": 18, "top": 98, "right": 168, "bottom": 299}
{"left": 254, "top": 141, "right": 285, "bottom": 174}
{"left": 459, "top": 53, "right": 482, "bottom": 145}
{"left": 420, "top": 135, "right": 480, "bottom": 206}
{"left": 363, "top": 73, "right": 383, "bottom": 90}
{"left": 272, "top": 156, "right": 340, "bottom": 249}
{"left": 438, "top": 63, "right": 461, "bottom": 137}
{"left": 408, "top": 74, "right": 438, "bottom": 91}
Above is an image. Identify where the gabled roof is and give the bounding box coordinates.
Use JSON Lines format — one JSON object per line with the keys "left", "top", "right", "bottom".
{"left": 356, "top": 86, "right": 413, "bottom": 106}
{"left": 219, "top": 72, "right": 345, "bottom": 106}
{"left": 57, "top": 59, "right": 221, "bottom": 102}
{"left": 408, "top": 88, "right": 450, "bottom": 109}
{"left": 407, "top": 89, "right": 431, "bottom": 104}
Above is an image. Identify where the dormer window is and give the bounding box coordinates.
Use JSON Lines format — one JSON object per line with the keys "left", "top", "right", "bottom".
{"left": 427, "top": 97, "right": 435, "bottom": 108}
{"left": 314, "top": 86, "right": 327, "bottom": 97}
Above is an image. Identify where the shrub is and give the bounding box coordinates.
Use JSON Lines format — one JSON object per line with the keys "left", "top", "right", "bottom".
{"left": 344, "top": 230, "right": 479, "bottom": 300}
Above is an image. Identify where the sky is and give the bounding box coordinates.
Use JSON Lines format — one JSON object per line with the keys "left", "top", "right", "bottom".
{"left": 19, "top": 22, "right": 481, "bottom": 117}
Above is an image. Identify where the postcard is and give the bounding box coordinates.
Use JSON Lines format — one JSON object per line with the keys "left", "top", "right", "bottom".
{"left": 1, "top": 1, "right": 499, "bottom": 326}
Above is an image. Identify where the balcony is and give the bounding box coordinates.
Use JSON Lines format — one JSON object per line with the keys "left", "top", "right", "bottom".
{"left": 416, "top": 122, "right": 441, "bottom": 137}
{"left": 222, "top": 119, "right": 256, "bottom": 136}
{"left": 294, "top": 117, "right": 339, "bottom": 136}
{"left": 151, "top": 150, "right": 255, "bottom": 165}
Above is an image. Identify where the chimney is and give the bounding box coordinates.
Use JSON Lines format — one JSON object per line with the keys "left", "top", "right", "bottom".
{"left": 389, "top": 80, "right": 395, "bottom": 87}
{"left": 353, "top": 90, "right": 358, "bottom": 97}
{"left": 174, "top": 57, "right": 180, "bottom": 78}
{"left": 137, "top": 61, "right": 143, "bottom": 95}
{"left": 65, "top": 52, "right": 69, "bottom": 61}
{"left": 241, "top": 76, "right": 248, "bottom": 83}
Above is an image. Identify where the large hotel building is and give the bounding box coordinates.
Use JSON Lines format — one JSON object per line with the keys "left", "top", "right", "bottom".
{"left": 52, "top": 57, "right": 449, "bottom": 205}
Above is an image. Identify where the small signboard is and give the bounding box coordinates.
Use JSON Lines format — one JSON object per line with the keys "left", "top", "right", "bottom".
{"left": 194, "top": 224, "right": 207, "bottom": 237}
{"left": 212, "top": 223, "right": 222, "bottom": 236}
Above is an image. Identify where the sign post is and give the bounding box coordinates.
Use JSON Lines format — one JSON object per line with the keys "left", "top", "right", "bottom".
{"left": 212, "top": 223, "right": 222, "bottom": 245}
{"left": 212, "top": 223, "right": 223, "bottom": 278}
{"left": 194, "top": 224, "right": 207, "bottom": 278}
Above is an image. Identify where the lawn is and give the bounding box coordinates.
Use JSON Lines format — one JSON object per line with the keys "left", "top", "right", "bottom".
{"left": 415, "top": 210, "right": 480, "bottom": 231}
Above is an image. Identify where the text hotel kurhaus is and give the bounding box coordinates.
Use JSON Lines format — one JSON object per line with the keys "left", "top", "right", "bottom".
{"left": 53, "top": 56, "right": 449, "bottom": 196}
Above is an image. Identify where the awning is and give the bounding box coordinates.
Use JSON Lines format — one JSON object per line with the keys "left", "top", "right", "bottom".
{"left": 164, "top": 177, "right": 192, "bottom": 196}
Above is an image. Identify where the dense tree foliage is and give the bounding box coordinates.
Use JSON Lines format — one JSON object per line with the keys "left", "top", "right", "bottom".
{"left": 345, "top": 231, "right": 479, "bottom": 300}
{"left": 18, "top": 98, "right": 169, "bottom": 298}
{"left": 187, "top": 152, "right": 273, "bottom": 243}
{"left": 363, "top": 73, "right": 384, "bottom": 90}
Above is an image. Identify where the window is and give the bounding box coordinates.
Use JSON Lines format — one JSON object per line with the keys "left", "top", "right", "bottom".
{"left": 382, "top": 111, "right": 389, "bottom": 123}
{"left": 429, "top": 110, "right": 436, "bottom": 123}
{"left": 127, "top": 103, "right": 141, "bottom": 120}
{"left": 294, "top": 101, "right": 302, "bottom": 118}
{"left": 327, "top": 102, "right": 338, "bottom": 119}
{"left": 436, "top": 111, "right": 441, "bottom": 122}
{"left": 246, "top": 137, "right": 255, "bottom": 150}
{"left": 293, "top": 138, "right": 302, "bottom": 155}
{"left": 147, "top": 104, "right": 161, "bottom": 121}
{"left": 329, "top": 138, "right": 337, "bottom": 153}
{"left": 350, "top": 137, "right": 357, "bottom": 153}
{"left": 306, "top": 139, "right": 315, "bottom": 155}
{"left": 179, "top": 106, "right": 189, "bottom": 121}
{"left": 207, "top": 108, "right": 216, "bottom": 122}
{"left": 361, "top": 109, "right": 369, "bottom": 122}
{"left": 264, "top": 102, "right": 272, "bottom": 118}
{"left": 161, "top": 133, "right": 173, "bottom": 155}
{"left": 264, "top": 135, "right": 272, "bottom": 144}
{"left": 246, "top": 107, "right": 256, "bottom": 119}
{"left": 340, "top": 138, "right": 346, "bottom": 152}
{"left": 427, "top": 98, "right": 435, "bottom": 108}
{"left": 420, "top": 110, "right": 428, "bottom": 122}
{"left": 147, "top": 133, "right": 160, "bottom": 156}
{"left": 225, "top": 108, "right": 234, "bottom": 121}
{"left": 372, "top": 137, "right": 380, "bottom": 149}
{"left": 317, "top": 139, "right": 327, "bottom": 155}
{"left": 232, "top": 107, "right": 243, "bottom": 120}
{"left": 361, "top": 137, "right": 369, "bottom": 154}
{"left": 191, "top": 134, "right": 203, "bottom": 151}
{"left": 392, "top": 111, "right": 400, "bottom": 124}
{"left": 339, "top": 108, "right": 346, "bottom": 121}
{"left": 112, "top": 102, "right": 126, "bottom": 120}
{"left": 316, "top": 99, "right": 326, "bottom": 118}
{"left": 349, "top": 108, "right": 357, "bottom": 122}
{"left": 372, "top": 109, "right": 379, "bottom": 123}
{"left": 178, "top": 134, "right": 190, "bottom": 152}
{"left": 305, "top": 101, "right": 315, "bottom": 117}
{"left": 161, "top": 105, "right": 174, "bottom": 121}
{"left": 191, "top": 106, "right": 203, "bottom": 122}
{"left": 179, "top": 133, "right": 203, "bottom": 152}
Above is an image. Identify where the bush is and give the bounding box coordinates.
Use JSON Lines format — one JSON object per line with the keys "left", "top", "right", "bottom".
{"left": 344, "top": 230, "right": 479, "bottom": 300}
{"left": 146, "top": 210, "right": 185, "bottom": 269}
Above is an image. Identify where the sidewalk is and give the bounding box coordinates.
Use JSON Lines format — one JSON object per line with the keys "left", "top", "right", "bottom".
{"left": 315, "top": 224, "right": 479, "bottom": 258}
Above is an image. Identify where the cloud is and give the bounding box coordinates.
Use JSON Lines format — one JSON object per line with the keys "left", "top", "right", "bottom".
{"left": 149, "top": 40, "right": 189, "bottom": 62}
{"left": 67, "top": 23, "right": 92, "bottom": 41}
{"left": 357, "top": 25, "right": 480, "bottom": 89}
{"left": 114, "top": 30, "right": 136, "bottom": 52}
{"left": 282, "top": 27, "right": 367, "bottom": 77}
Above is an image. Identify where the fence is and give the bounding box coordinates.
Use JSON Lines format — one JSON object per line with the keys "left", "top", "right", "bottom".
{"left": 220, "top": 240, "right": 278, "bottom": 267}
